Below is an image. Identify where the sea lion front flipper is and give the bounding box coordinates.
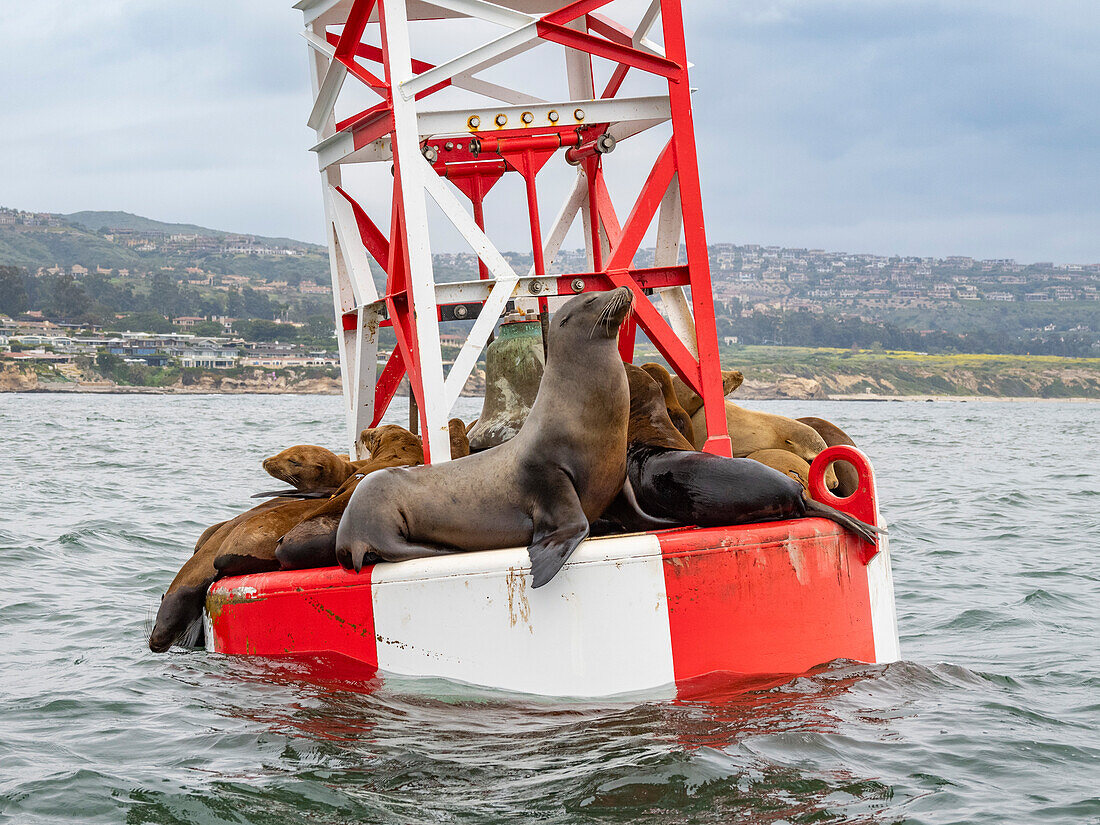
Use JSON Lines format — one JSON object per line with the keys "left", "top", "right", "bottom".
{"left": 250, "top": 488, "right": 334, "bottom": 499}
{"left": 527, "top": 476, "right": 590, "bottom": 589}
{"left": 212, "top": 553, "right": 281, "bottom": 577}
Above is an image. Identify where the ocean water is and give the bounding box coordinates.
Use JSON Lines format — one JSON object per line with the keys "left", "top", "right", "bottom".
{"left": 1, "top": 393, "right": 1097, "bottom": 824}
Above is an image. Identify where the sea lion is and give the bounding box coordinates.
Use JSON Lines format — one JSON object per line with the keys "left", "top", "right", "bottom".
{"left": 639, "top": 363, "right": 695, "bottom": 446}
{"left": 355, "top": 423, "right": 424, "bottom": 466}
{"left": 449, "top": 418, "right": 471, "bottom": 459}
{"left": 747, "top": 449, "right": 811, "bottom": 497}
{"left": 256, "top": 444, "right": 358, "bottom": 497}
{"left": 611, "top": 366, "right": 881, "bottom": 544}
{"left": 688, "top": 402, "right": 838, "bottom": 489}
{"left": 797, "top": 416, "right": 860, "bottom": 497}
{"left": 671, "top": 368, "right": 744, "bottom": 416}
{"left": 275, "top": 425, "right": 425, "bottom": 571}
{"left": 148, "top": 497, "right": 294, "bottom": 653}
{"left": 335, "top": 287, "right": 635, "bottom": 588}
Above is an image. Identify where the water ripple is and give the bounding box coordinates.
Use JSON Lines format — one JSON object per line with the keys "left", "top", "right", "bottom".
{"left": 1, "top": 395, "right": 1098, "bottom": 824}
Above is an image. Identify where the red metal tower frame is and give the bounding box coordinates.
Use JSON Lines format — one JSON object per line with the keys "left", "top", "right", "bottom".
{"left": 297, "top": 0, "right": 732, "bottom": 462}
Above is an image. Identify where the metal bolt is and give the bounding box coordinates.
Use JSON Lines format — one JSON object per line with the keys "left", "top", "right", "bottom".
{"left": 444, "top": 141, "right": 454, "bottom": 151}
{"left": 529, "top": 280, "right": 544, "bottom": 294}
{"left": 571, "top": 278, "right": 585, "bottom": 293}
{"left": 547, "top": 110, "right": 559, "bottom": 123}
{"left": 574, "top": 108, "right": 585, "bottom": 121}
{"left": 453, "top": 304, "right": 468, "bottom": 319}
{"left": 422, "top": 145, "right": 439, "bottom": 163}
{"left": 521, "top": 111, "right": 534, "bottom": 124}
{"left": 595, "top": 133, "right": 616, "bottom": 154}
{"left": 467, "top": 115, "right": 480, "bottom": 129}
{"left": 495, "top": 113, "right": 508, "bottom": 127}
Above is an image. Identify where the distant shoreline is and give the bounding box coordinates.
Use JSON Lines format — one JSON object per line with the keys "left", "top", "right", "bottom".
{"left": 2, "top": 385, "right": 1096, "bottom": 403}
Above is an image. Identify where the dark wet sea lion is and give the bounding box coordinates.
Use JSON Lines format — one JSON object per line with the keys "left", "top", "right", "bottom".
{"left": 608, "top": 366, "right": 881, "bottom": 544}
{"left": 747, "top": 448, "right": 811, "bottom": 497}
{"left": 797, "top": 416, "right": 859, "bottom": 497}
{"left": 639, "top": 363, "right": 695, "bottom": 446}
{"left": 275, "top": 425, "right": 425, "bottom": 571}
{"left": 448, "top": 418, "right": 471, "bottom": 459}
{"left": 335, "top": 287, "right": 635, "bottom": 588}
{"left": 671, "top": 369, "right": 744, "bottom": 416}
{"left": 688, "top": 402, "right": 838, "bottom": 490}
{"left": 149, "top": 497, "right": 294, "bottom": 652}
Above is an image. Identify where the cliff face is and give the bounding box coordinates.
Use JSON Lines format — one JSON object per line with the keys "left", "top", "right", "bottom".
{"left": 0, "top": 365, "right": 40, "bottom": 391}
{"left": 170, "top": 370, "right": 342, "bottom": 394}
{"left": 735, "top": 364, "right": 1100, "bottom": 399}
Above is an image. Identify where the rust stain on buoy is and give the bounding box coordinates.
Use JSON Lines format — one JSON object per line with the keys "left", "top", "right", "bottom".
{"left": 506, "top": 567, "right": 532, "bottom": 632}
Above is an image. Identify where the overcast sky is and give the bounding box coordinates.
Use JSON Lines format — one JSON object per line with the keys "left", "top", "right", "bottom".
{"left": 2, "top": 0, "right": 1097, "bottom": 262}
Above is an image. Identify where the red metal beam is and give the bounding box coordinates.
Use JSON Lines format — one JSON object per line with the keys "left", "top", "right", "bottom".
{"left": 660, "top": 0, "right": 731, "bottom": 457}
{"left": 334, "top": 186, "right": 389, "bottom": 269}
{"left": 541, "top": 0, "right": 614, "bottom": 26}
{"left": 536, "top": 21, "right": 681, "bottom": 80}
{"left": 604, "top": 140, "right": 675, "bottom": 272}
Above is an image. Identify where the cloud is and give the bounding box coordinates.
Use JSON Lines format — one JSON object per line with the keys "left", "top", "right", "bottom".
{"left": 1, "top": 0, "right": 1097, "bottom": 261}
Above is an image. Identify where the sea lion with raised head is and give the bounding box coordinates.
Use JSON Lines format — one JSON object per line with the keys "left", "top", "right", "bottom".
{"left": 275, "top": 425, "right": 425, "bottom": 571}
{"left": 335, "top": 288, "right": 635, "bottom": 588}
{"left": 606, "top": 366, "right": 881, "bottom": 543}
{"left": 448, "top": 418, "right": 471, "bottom": 459}
{"left": 671, "top": 368, "right": 744, "bottom": 416}
{"left": 797, "top": 416, "right": 859, "bottom": 497}
{"left": 639, "top": 363, "right": 695, "bottom": 446}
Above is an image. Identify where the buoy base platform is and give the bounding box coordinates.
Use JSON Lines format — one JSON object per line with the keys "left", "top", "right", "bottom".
{"left": 205, "top": 516, "right": 900, "bottom": 698}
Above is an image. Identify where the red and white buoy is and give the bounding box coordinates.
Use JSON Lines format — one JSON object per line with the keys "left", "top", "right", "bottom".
{"left": 205, "top": 0, "right": 901, "bottom": 694}
{"left": 207, "top": 447, "right": 899, "bottom": 696}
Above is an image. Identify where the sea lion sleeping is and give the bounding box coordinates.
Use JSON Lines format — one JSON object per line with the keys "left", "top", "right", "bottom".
{"left": 600, "top": 365, "right": 882, "bottom": 545}
{"left": 275, "top": 425, "right": 425, "bottom": 571}
{"left": 254, "top": 444, "right": 358, "bottom": 498}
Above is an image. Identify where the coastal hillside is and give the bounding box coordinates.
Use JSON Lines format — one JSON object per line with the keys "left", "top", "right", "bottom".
{"left": 3, "top": 348, "right": 1097, "bottom": 399}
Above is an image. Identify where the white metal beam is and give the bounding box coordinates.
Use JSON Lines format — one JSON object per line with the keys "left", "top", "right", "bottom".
{"left": 399, "top": 22, "right": 540, "bottom": 100}
{"left": 384, "top": 0, "right": 452, "bottom": 462}
{"left": 527, "top": 173, "right": 586, "bottom": 275}
{"left": 417, "top": 0, "right": 535, "bottom": 29}
{"left": 416, "top": 94, "right": 671, "bottom": 137}
{"left": 308, "top": 60, "right": 348, "bottom": 132}
{"left": 326, "top": 185, "right": 380, "bottom": 304}
{"left": 653, "top": 174, "right": 697, "bottom": 357}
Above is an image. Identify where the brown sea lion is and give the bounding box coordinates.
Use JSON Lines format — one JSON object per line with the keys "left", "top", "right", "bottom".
{"left": 670, "top": 369, "right": 744, "bottom": 416}
{"left": 603, "top": 366, "right": 881, "bottom": 544}
{"left": 639, "top": 363, "right": 696, "bottom": 446}
{"left": 148, "top": 497, "right": 294, "bottom": 653}
{"left": 448, "top": 418, "right": 471, "bottom": 459}
{"left": 355, "top": 423, "right": 424, "bottom": 467}
{"left": 260, "top": 444, "right": 357, "bottom": 495}
{"left": 335, "top": 288, "right": 635, "bottom": 588}
{"left": 275, "top": 425, "right": 426, "bottom": 571}
{"left": 747, "top": 449, "right": 811, "bottom": 497}
{"left": 688, "top": 402, "right": 838, "bottom": 489}
{"left": 797, "top": 416, "right": 860, "bottom": 497}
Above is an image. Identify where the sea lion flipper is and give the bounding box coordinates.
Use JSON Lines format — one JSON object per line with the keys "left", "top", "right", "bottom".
{"left": 527, "top": 479, "right": 590, "bottom": 589}
{"left": 250, "top": 488, "right": 334, "bottom": 500}
{"left": 212, "top": 553, "right": 281, "bottom": 577}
